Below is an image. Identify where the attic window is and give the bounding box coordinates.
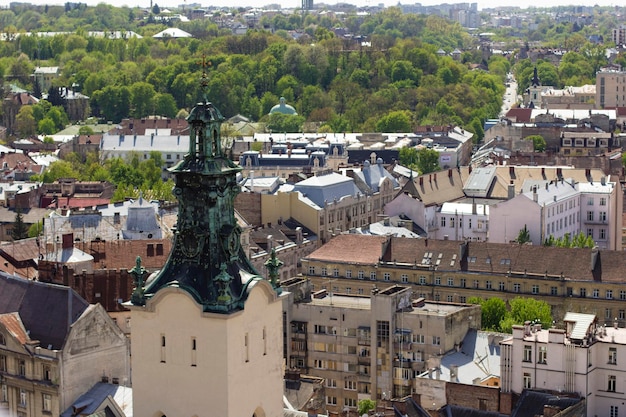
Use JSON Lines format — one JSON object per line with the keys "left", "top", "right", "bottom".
{"left": 147, "top": 244, "right": 155, "bottom": 257}
{"left": 0, "top": 333, "right": 4, "bottom": 345}
{"left": 469, "top": 257, "right": 476, "bottom": 263}
{"left": 486, "top": 257, "right": 491, "bottom": 264}
{"left": 500, "top": 259, "right": 511, "bottom": 265}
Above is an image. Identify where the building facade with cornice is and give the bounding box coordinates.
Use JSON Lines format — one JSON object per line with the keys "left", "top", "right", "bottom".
{"left": 301, "top": 235, "right": 626, "bottom": 327}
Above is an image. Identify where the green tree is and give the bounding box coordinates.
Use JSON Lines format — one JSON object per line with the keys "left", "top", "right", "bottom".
{"left": 34, "top": 160, "right": 80, "bottom": 183}
{"left": 78, "top": 126, "right": 95, "bottom": 135}
{"left": 417, "top": 148, "right": 439, "bottom": 174}
{"left": 11, "top": 209, "right": 29, "bottom": 241}
{"left": 358, "top": 399, "right": 376, "bottom": 415}
{"left": 375, "top": 110, "right": 412, "bottom": 133}
{"left": 501, "top": 297, "right": 552, "bottom": 333}
{"left": 481, "top": 298, "right": 508, "bottom": 332}
{"left": 267, "top": 113, "right": 305, "bottom": 133}
{"left": 130, "top": 82, "right": 156, "bottom": 118}
{"left": 28, "top": 220, "right": 43, "bottom": 238}
{"left": 525, "top": 135, "right": 546, "bottom": 152}
{"left": 15, "top": 106, "right": 37, "bottom": 136}
{"left": 38, "top": 117, "right": 56, "bottom": 135}
{"left": 516, "top": 225, "right": 531, "bottom": 244}
{"left": 399, "top": 147, "right": 419, "bottom": 170}
{"left": 153, "top": 93, "right": 178, "bottom": 119}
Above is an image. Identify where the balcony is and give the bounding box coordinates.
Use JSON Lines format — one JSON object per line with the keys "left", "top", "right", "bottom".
{"left": 358, "top": 355, "right": 370, "bottom": 365}
{"left": 393, "top": 341, "right": 412, "bottom": 351}
{"left": 358, "top": 337, "right": 371, "bottom": 346}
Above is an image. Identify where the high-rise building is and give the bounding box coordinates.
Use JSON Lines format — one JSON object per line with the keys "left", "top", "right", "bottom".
{"left": 126, "top": 77, "right": 285, "bottom": 417}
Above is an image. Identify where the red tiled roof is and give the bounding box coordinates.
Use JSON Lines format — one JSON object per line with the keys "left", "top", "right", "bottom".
{"left": 506, "top": 108, "right": 532, "bottom": 123}
{"left": 77, "top": 134, "right": 102, "bottom": 145}
{"left": 0, "top": 312, "right": 29, "bottom": 345}
{"left": 51, "top": 197, "right": 111, "bottom": 209}
{"left": 304, "top": 234, "right": 388, "bottom": 265}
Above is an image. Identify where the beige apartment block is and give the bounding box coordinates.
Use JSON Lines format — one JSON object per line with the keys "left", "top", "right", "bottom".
{"left": 301, "top": 234, "right": 626, "bottom": 326}
{"left": 596, "top": 70, "right": 626, "bottom": 109}
{"left": 283, "top": 278, "right": 480, "bottom": 415}
{"left": 261, "top": 175, "right": 396, "bottom": 244}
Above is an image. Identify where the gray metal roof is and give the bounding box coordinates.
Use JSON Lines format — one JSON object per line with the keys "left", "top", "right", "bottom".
{"left": 0, "top": 273, "right": 89, "bottom": 350}
{"left": 293, "top": 173, "right": 359, "bottom": 208}
{"left": 60, "top": 382, "right": 132, "bottom": 417}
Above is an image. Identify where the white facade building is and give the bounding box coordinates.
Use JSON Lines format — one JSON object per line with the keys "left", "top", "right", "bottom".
{"left": 501, "top": 313, "right": 626, "bottom": 417}
{"left": 432, "top": 201, "right": 489, "bottom": 241}
{"left": 489, "top": 177, "right": 621, "bottom": 249}
{"left": 99, "top": 129, "right": 189, "bottom": 172}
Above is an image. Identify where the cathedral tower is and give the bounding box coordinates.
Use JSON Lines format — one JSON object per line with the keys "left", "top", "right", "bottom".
{"left": 127, "top": 75, "right": 284, "bottom": 417}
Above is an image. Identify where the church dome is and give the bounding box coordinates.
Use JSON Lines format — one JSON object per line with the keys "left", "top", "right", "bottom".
{"left": 269, "top": 97, "right": 297, "bottom": 115}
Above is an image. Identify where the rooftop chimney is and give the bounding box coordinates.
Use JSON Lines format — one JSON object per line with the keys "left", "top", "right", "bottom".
{"left": 507, "top": 181, "right": 515, "bottom": 200}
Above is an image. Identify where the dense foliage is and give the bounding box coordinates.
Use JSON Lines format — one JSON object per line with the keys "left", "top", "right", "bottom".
{"left": 30, "top": 151, "right": 176, "bottom": 202}
{"left": 468, "top": 296, "right": 553, "bottom": 333}
{"left": 0, "top": 4, "right": 506, "bottom": 137}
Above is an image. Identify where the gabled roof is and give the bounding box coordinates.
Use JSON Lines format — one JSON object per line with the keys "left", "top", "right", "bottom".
{"left": 401, "top": 168, "right": 465, "bottom": 206}
{"left": 489, "top": 166, "right": 607, "bottom": 199}
{"left": 0, "top": 273, "right": 89, "bottom": 349}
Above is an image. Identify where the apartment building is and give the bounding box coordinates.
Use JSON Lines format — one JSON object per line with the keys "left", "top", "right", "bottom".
{"left": 489, "top": 175, "right": 621, "bottom": 250}
{"left": 596, "top": 70, "right": 626, "bottom": 109}
{"left": 262, "top": 163, "right": 398, "bottom": 244}
{"left": 501, "top": 313, "right": 626, "bottom": 417}
{"left": 282, "top": 278, "right": 480, "bottom": 415}
{"left": 301, "top": 234, "right": 626, "bottom": 326}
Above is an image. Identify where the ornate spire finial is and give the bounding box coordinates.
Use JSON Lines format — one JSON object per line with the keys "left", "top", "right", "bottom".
{"left": 199, "top": 54, "right": 211, "bottom": 103}
{"left": 264, "top": 248, "right": 283, "bottom": 294}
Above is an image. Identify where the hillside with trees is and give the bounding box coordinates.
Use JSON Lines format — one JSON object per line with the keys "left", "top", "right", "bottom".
{"left": 0, "top": 4, "right": 506, "bottom": 140}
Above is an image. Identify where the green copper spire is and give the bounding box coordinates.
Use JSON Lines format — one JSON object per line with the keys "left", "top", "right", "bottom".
{"left": 131, "top": 78, "right": 278, "bottom": 313}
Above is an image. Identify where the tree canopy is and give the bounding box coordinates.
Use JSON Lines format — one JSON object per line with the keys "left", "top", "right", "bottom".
{"left": 469, "top": 296, "right": 553, "bottom": 333}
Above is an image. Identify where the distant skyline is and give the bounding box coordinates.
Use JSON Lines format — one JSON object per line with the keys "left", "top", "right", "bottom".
{"left": 20, "top": 0, "right": 624, "bottom": 12}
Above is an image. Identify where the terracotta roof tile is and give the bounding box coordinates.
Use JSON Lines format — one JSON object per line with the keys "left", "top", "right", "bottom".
{"left": 0, "top": 312, "right": 29, "bottom": 345}
{"left": 305, "top": 234, "right": 388, "bottom": 265}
